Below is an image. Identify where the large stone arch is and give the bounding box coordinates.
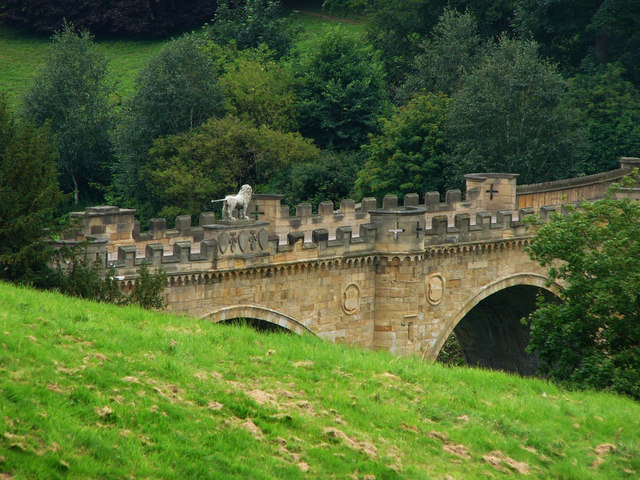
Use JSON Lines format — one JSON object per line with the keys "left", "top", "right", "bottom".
{"left": 431, "top": 273, "right": 560, "bottom": 373}
{"left": 201, "top": 305, "right": 315, "bottom": 336}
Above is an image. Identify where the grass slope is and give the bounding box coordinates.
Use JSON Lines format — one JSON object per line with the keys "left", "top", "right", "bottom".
{"left": 0, "top": 26, "right": 164, "bottom": 109}
{"left": 0, "top": 10, "right": 363, "bottom": 109}
{"left": 0, "top": 282, "right": 638, "bottom": 479}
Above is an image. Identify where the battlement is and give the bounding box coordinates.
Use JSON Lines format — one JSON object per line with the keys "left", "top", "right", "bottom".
{"left": 66, "top": 161, "right": 639, "bottom": 278}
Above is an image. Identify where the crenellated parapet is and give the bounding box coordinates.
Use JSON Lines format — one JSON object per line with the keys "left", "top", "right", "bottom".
{"left": 65, "top": 160, "right": 640, "bottom": 285}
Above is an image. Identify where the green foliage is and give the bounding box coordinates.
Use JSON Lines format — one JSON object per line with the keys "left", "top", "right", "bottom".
{"left": 515, "top": 0, "right": 640, "bottom": 84}
{"left": 356, "top": 93, "right": 451, "bottom": 200}
{"left": 110, "top": 35, "right": 225, "bottom": 220}
{"left": 2, "top": 281, "right": 640, "bottom": 478}
{"left": 294, "top": 26, "right": 387, "bottom": 151}
{"left": 128, "top": 262, "right": 168, "bottom": 310}
{"left": 50, "top": 244, "right": 123, "bottom": 304}
{"left": 436, "top": 331, "right": 467, "bottom": 367}
{"left": 567, "top": 63, "right": 640, "bottom": 173}
{"left": 219, "top": 50, "right": 297, "bottom": 131}
{"left": 526, "top": 179, "right": 640, "bottom": 400}
{"left": 446, "top": 36, "right": 586, "bottom": 187}
{"left": 51, "top": 245, "right": 166, "bottom": 309}
{"left": 269, "top": 149, "right": 366, "bottom": 207}
{"left": 366, "top": 0, "right": 444, "bottom": 88}
{"left": 0, "top": 95, "right": 65, "bottom": 286}
{"left": 142, "top": 116, "right": 320, "bottom": 219}
{"left": 21, "top": 24, "right": 114, "bottom": 205}
{"left": 403, "top": 8, "right": 482, "bottom": 98}
{"left": 205, "top": 0, "right": 297, "bottom": 58}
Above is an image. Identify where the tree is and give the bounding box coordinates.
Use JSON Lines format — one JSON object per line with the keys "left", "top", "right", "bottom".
{"left": 446, "top": 36, "right": 586, "bottom": 187}
{"left": 515, "top": 0, "right": 640, "bottom": 84}
{"left": 367, "top": 0, "right": 516, "bottom": 89}
{"left": 566, "top": 63, "right": 640, "bottom": 173}
{"left": 110, "top": 35, "right": 225, "bottom": 220}
{"left": 526, "top": 178, "right": 640, "bottom": 400}
{"left": 294, "top": 26, "right": 388, "bottom": 151}
{"left": 22, "top": 24, "right": 114, "bottom": 205}
{"left": 0, "top": 95, "right": 65, "bottom": 286}
{"left": 141, "top": 116, "right": 320, "bottom": 219}
{"left": 0, "top": 0, "right": 217, "bottom": 37}
{"left": 355, "top": 93, "right": 451, "bottom": 200}
{"left": 219, "top": 50, "right": 297, "bottom": 131}
{"left": 403, "top": 8, "right": 482, "bottom": 98}
{"left": 269, "top": 150, "right": 366, "bottom": 208}
{"left": 366, "top": 0, "right": 444, "bottom": 88}
{"left": 205, "top": 0, "right": 296, "bottom": 58}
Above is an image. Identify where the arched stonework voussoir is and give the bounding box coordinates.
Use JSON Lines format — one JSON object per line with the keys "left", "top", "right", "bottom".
{"left": 430, "top": 273, "right": 560, "bottom": 359}
{"left": 201, "top": 305, "right": 316, "bottom": 336}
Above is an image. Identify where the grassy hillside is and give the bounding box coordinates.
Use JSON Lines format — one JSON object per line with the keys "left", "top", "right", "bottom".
{"left": 0, "top": 10, "right": 364, "bottom": 110}
{"left": 1, "top": 282, "right": 638, "bottom": 479}
{"left": 0, "top": 26, "right": 164, "bottom": 109}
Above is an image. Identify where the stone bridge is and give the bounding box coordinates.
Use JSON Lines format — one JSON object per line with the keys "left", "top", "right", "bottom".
{"left": 70, "top": 158, "right": 640, "bottom": 374}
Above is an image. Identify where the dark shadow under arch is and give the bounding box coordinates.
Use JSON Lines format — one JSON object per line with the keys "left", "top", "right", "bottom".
{"left": 443, "top": 285, "right": 557, "bottom": 375}
{"left": 217, "top": 317, "right": 292, "bottom": 334}
{"left": 201, "top": 305, "right": 315, "bottom": 336}
{"left": 434, "top": 273, "right": 560, "bottom": 375}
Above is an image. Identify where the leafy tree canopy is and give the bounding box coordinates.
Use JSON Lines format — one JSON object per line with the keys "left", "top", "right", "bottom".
{"left": 205, "top": 0, "right": 297, "bottom": 58}
{"left": 356, "top": 93, "right": 451, "bottom": 200}
{"left": 110, "top": 34, "right": 225, "bottom": 221}
{"left": 446, "top": 36, "right": 586, "bottom": 187}
{"left": 0, "top": 95, "right": 65, "bottom": 286}
{"left": 515, "top": 0, "right": 640, "bottom": 84}
{"left": 269, "top": 150, "right": 366, "bottom": 208}
{"left": 294, "top": 26, "right": 388, "bottom": 151}
{"left": 219, "top": 48, "right": 297, "bottom": 131}
{"left": 526, "top": 178, "right": 640, "bottom": 400}
{"left": 402, "top": 8, "right": 482, "bottom": 98}
{"left": 567, "top": 63, "right": 640, "bottom": 173}
{"left": 141, "top": 115, "right": 319, "bottom": 219}
{"left": 22, "top": 23, "right": 114, "bottom": 205}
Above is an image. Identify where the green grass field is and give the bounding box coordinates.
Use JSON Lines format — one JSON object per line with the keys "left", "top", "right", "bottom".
{"left": 1, "top": 281, "right": 638, "bottom": 479}
{"left": 0, "top": 9, "right": 364, "bottom": 110}
{"left": 0, "top": 26, "right": 164, "bottom": 109}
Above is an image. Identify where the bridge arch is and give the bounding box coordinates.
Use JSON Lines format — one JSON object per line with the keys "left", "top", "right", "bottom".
{"left": 201, "top": 305, "right": 315, "bottom": 336}
{"left": 433, "top": 273, "right": 560, "bottom": 375}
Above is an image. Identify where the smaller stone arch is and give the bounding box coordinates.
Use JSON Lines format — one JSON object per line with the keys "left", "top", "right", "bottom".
{"left": 201, "top": 305, "right": 315, "bottom": 336}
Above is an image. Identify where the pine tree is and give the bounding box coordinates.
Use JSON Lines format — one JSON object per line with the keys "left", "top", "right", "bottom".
{"left": 0, "top": 96, "right": 65, "bottom": 285}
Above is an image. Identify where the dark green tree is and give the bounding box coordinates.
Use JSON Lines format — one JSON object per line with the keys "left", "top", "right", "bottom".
{"left": 110, "top": 35, "right": 225, "bottom": 220}
{"left": 205, "top": 0, "right": 296, "bottom": 58}
{"left": 515, "top": 0, "right": 640, "bottom": 84}
{"left": 567, "top": 63, "right": 640, "bottom": 173}
{"left": 269, "top": 150, "right": 366, "bottom": 208}
{"left": 22, "top": 24, "right": 114, "bottom": 205}
{"left": 446, "top": 37, "right": 586, "bottom": 186}
{"left": 526, "top": 178, "right": 640, "bottom": 400}
{"left": 403, "top": 8, "right": 482, "bottom": 98}
{"left": 355, "top": 93, "right": 451, "bottom": 200}
{"left": 0, "top": 96, "right": 65, "bottom": 286}
{"left": 294, "top": 26, "right": 387, "bottom": 151}
{"left": 141, "top": 115, "right": 319, "bottom": 219}
{"left": 366, "top": 0, "right": 444, "bottom": 88}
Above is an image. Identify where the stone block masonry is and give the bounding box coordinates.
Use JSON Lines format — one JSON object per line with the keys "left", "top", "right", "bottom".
{"left": 66, "top": 159, "right": 640, "bottom": 364}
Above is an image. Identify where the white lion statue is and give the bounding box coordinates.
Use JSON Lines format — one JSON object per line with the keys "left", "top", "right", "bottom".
{"left": 211, "top": 184, "right": 253, "bottom": 221}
